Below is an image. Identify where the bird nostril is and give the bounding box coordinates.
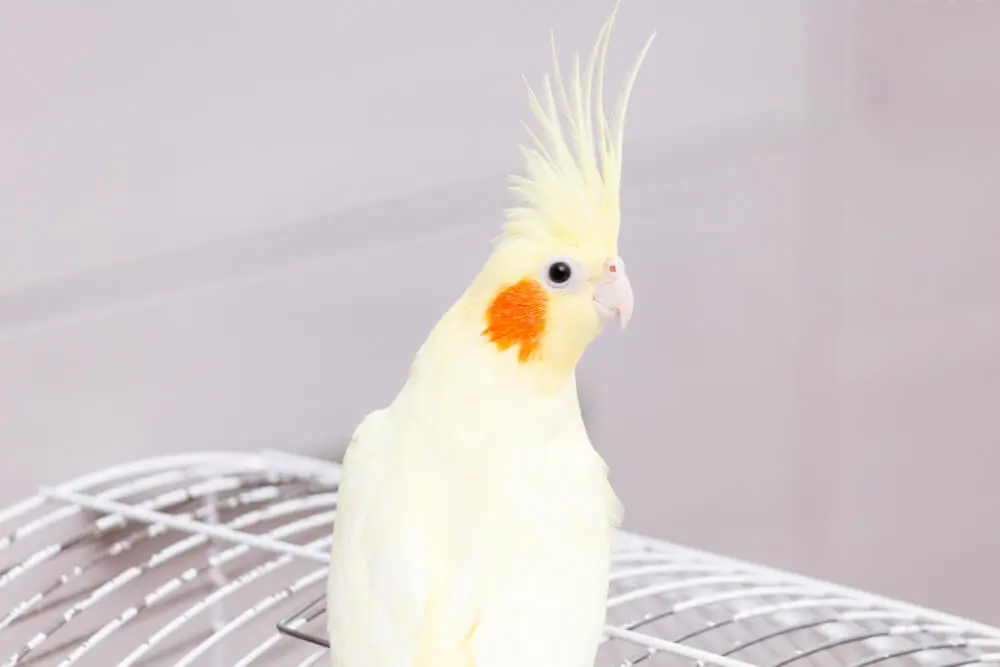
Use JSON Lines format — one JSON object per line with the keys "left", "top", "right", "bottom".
{"left": 605, "top": 257, "right": 624, "bottom": 277}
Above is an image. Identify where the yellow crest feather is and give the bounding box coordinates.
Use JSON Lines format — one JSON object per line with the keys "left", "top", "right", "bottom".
{"left": 500, "top": 0, "right": 655, "bottom": 252}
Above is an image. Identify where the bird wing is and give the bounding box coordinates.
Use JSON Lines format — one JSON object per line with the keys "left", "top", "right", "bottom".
{"left": 327, "top": 408, "right": 481, "bottom": 667}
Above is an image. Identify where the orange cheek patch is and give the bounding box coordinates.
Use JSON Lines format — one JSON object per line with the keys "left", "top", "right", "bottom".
{"left": 483, "top": 278, "right": 548, "bottom": 363}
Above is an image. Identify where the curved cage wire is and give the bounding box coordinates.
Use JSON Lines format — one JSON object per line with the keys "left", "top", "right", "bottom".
{"left": 0, "top": 450, "right": 997, "bottom": 667}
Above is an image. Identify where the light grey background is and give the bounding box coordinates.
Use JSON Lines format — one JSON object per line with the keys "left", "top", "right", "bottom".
{"left": 1, "top": 0, "right": 998, "bottom": 626}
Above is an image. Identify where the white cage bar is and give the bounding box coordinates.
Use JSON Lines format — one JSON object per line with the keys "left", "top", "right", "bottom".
{"left": 0, "top": 450, "right": 997, "bottom": 667}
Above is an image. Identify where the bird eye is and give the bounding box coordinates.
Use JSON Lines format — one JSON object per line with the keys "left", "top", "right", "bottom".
{"left": 547, "top": 261, "right": 572, "bottom": 285}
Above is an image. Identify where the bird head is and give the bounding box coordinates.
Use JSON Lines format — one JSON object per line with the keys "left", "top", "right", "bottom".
{"left": 468, "top": 2, "right": 654, "bottom": 378}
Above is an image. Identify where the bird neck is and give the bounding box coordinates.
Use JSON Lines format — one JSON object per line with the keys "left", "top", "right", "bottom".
{"left": 396, "top": 284, "right": 580, "bottom": 412}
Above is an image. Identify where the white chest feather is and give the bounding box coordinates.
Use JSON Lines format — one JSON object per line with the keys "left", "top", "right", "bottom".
{"left": 327, "top": 404, "right": 618, "bottom": 667}
{"left": 327, "top": 310, "right": 622, "bottom": 667}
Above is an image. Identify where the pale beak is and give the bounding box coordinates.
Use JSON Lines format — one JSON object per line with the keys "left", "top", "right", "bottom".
{"left": 593, "top": 257, "right": 634, "bottom": 329}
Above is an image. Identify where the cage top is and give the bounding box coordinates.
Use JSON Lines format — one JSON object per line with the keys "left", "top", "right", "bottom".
{"left": 0, "top": 449, "right": 997, "bottom": 667}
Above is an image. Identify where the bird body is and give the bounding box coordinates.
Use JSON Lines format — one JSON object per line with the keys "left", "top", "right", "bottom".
{"left": 327, "top": 4, "right": 653, "bottom": 667}
{"left": 328, "top": 301, "right": 620, "bottom": 667}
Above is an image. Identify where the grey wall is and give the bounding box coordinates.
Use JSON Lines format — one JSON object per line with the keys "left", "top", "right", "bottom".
{"left": 2, "top": 0, "right": 999, "bottom": 627}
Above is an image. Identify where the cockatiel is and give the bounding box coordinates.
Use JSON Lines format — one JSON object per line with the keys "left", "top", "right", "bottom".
{"left": 326, "top": 4, "right": 653, "bottom": 667}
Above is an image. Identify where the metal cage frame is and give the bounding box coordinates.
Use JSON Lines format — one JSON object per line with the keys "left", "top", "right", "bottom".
{"left": 1, "top": 450, "right": 997, "bottom": 667}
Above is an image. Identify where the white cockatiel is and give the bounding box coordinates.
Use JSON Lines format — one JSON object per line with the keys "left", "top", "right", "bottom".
{"left": 326, "top": 4, "right": 654, "bottom": 667}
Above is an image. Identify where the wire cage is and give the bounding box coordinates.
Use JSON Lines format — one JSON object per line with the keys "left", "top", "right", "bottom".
{"left": 0, "top": 450, "right": 997, "bottom": 667}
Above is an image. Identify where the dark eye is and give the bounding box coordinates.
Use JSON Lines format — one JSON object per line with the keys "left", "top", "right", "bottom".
{"left": 547, "top": 261, "right": 572, "bottom": 285}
